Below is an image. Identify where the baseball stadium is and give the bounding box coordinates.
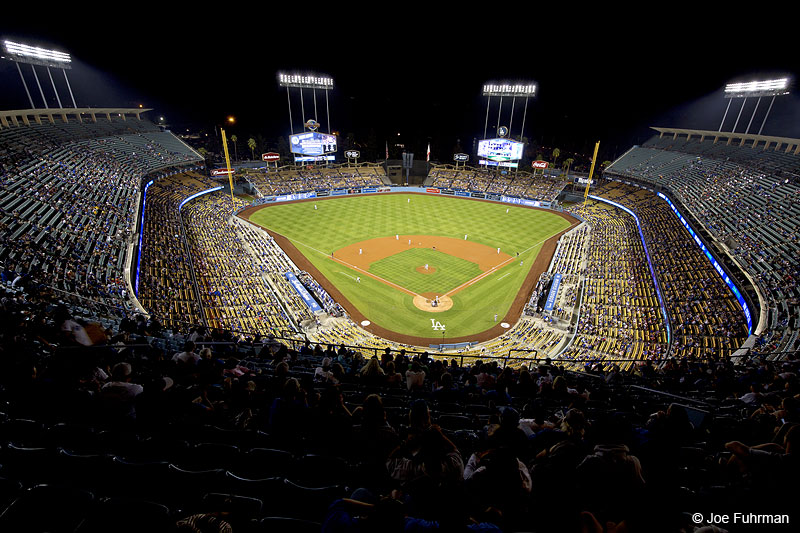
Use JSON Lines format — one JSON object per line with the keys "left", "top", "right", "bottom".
{"left": 0, "top": 26, "right": 798, "bottom": 533}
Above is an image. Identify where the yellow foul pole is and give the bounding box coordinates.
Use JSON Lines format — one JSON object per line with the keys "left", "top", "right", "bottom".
{"left": 221, "top": 129, "right": 236, "bottom": 209}
{"left": 583, "top": 141, "right": 600, "bottom": 210}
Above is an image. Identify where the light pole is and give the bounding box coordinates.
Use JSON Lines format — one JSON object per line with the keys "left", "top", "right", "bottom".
{"left": 720, "top": 77, "right": 791, "bottom": 134}
{"left": 2, "top": 39, "right": 75, "bottom": 108}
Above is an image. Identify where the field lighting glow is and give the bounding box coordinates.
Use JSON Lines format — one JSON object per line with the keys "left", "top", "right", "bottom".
{"left": 3, "top": 40, "right": 71, "bottom": 66}
{"left": 278, "top": 72, "right": 334, "bottom": 90}
{"left": 724, "top": 78, "right": 790, "bottom": 98}
{"left": 483, "top": 82, "right": 537, "bottom": 97}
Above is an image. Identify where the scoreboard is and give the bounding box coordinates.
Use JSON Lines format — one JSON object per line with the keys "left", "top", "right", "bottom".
{"left": 290, "top": 132, "right": 337, "bottom": 156}
{"left": 477, "top": 138, "right": 524, "bottom": 162}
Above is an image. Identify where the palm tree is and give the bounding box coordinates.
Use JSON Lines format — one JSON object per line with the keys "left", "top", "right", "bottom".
{"left": 247, "top": 138, "right": 256, "bottom": 161}
{"left": 230, "top": 135, "right": 238, "bottom": 161}
{"left": 563, "top": 157, "right": 574, "bottom": 176}
{"left": 552, "top": 148, "right": 560, "bottom": 166}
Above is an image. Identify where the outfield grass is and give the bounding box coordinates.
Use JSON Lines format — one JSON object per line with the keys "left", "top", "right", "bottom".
{"left": 247, "top": 194, "right": 571, "bottom": 340}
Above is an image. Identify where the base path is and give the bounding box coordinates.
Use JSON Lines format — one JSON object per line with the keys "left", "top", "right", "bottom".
{"left": 238, "top": 192, "right": 579, "bottom": 346}
{"left": 335, "top": 235, "right": 511, "bottom": 274}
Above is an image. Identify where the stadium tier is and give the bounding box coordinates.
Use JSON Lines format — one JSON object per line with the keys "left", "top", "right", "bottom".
{"left": 2, "top": 114, "right": 800, "bottom": 531}
{"left": 605, "top": 130, "right": 800, "bottom": 358}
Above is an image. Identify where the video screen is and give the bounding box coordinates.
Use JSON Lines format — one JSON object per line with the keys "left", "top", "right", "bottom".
{"left": 289, "top": 132, "right": 337, "bottom": 156}
{"left": 477, "top": 138, "right": 524, "bottom": 161}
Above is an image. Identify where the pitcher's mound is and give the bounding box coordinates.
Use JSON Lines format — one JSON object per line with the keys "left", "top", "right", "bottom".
{"left": 416, "top": 265, "right": 436, "bottom": 275}
{"left": 413, "top": 293, "right": 453, "bottom": 312}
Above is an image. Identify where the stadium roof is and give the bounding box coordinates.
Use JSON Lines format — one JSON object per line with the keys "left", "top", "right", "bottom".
{"left": 650, "top": 127, "right": 800, "bottom": 155}
{"left": 0, "top": 107, "right": 152, "bottom": 129}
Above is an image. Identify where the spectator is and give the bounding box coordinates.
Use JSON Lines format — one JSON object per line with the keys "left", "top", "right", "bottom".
{"left": 405, "top": 361, "right": 426, "bottom": 391}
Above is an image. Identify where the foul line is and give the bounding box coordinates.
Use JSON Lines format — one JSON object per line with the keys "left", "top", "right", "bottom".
{"left": 285, "top": 235, "right": 422, "bottom": 298}
{"left": 286, "top": 231, "right": 559, "bottom": 301}
{"left": 444, "top": 238, "right": 548, "bottom": 297}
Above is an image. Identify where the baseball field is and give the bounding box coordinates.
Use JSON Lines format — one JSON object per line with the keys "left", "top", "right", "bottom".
{"left": 241, "top": 193, "right": 576, "bottom": 345}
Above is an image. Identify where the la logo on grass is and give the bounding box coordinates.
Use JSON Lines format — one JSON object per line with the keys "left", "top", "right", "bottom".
{"left": 430, "top": 319, "right": 446, "bottom": 331}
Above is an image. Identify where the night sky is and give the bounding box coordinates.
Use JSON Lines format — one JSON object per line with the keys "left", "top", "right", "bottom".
{"left": 2, "top": 9, "right": 799, "bottom": 165}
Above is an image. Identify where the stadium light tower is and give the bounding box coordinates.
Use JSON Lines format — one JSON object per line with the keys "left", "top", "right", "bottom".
{"left": 1, "top": 39, "right": 76, "bottom": 109}
{"left": 278, "top": 72, "right": 335, "bottom": 135}
{"left": 719, "top": 77, "right": 791, "bottom": 135}
{"left": 482, "top": 81, "right": 537, "bottom": 141}
{"left": 480, "top": 81, "right": 537, "bottom": 173}
{"left": 278, "top": 72, "right": 336, "bottom": 166}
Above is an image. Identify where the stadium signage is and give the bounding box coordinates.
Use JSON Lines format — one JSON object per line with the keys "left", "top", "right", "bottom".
{"left": 453, "top": 153, "right": 469, "bottom": 162}
{"left": 275, "top": 191, "right": 316, "bottom": 203}
{"left": 294, "top": 155, "right": 336, "bottom": 162}
{"left": 262, "top": 152, "right": 280, "bottom": 162}
{"left": 479, "top": 159, "right": 519, "bottom": 168}
{"left": 362, "top": 188, "right": 377, "bottom": 193}
{"left": 441, "top": 189, "right": 455, "bottom": 195}
{"left": 471, "top": 192, "right": 485, "bottom": 199}
{"left": 316, "top": 190, "right": 330, "bottom": 197}
{"left": 544, "top": 273, "right": 563, "bottom": 312}
{"left": 501, "top": 196, "right": 541, "bottom": 208}
{"left": 284, "top": 272, "right": 323, "bottom": 313}
{"left": 345, "top": 150, "right": 360, "bottom": 159}
{"left": 331, "top": 189, "right": 347, "bottom": 196}
{"left": 377, "top": 187, "right": 392, "bottom": 193}
{"left": 426, "top": 188, "right": 441, "bottom": 194}
{"left": 455, "top": 191, "right": 470, "bottom": 197}
{"left": 211, "top": 168, "right": 234, "bottom": 176}
{"left": 532, "top": 161, "right": 548, "bottom": 169}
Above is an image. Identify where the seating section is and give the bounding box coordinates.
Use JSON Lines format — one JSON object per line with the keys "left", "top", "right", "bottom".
{"left": 0, "top": 118, "right": 201, "bottom": 320}
{"left": 560, "top": 200, "right": 668, "bottom": 369}
{"left": 1, "top": 288, "right": 797, "bottom": 531}
{"left": 241, "top": 164, "right": 386, "bottom": 197}
{"left": 138, "top": 176, "right": 314, "bottom": 337}
{"left": 427, "top": 165, "right": 569, "bottom": 202}
{"left": 606, "top": 137, "right": 800, "bottom": 357}
{"left": 592, "top": 181, "right": 749, "bottom": 360}
{"left": 137, "top": 173, "right": 213, "bottom": 329}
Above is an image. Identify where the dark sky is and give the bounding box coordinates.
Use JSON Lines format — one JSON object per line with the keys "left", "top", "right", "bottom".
{"left": 2, "top": 9, "right": 799, "bottom": 163}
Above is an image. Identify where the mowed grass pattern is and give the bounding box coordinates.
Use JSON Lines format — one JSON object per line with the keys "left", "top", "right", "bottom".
{"left": 247, "top": 194, "right": 571, "bottom": 339}
{"left": 369, "top": 248, "right": 482, "bottom": 295}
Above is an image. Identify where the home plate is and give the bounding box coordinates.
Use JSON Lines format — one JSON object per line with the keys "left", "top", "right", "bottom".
{"left": 361, "top": 320, "right": 371, "bottom": 327}
{"left": 500, "top": 322, "right": 510, "bottom": 328}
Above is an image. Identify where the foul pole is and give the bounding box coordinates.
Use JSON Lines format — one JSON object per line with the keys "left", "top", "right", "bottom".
{"left": 583, "top": 141, "right": 600, "bottom": 210}
{"left": 221, "top": 129, "right": 236, "bottom": 209}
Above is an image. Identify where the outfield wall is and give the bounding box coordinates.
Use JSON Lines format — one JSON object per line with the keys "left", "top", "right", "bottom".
{"left": 237, "top": 186, "right": 554, "bottom": 215}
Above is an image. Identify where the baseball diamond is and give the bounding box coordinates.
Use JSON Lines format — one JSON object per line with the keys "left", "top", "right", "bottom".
{"left": 240, "top": 192, "right": 576, "bottom": 344}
